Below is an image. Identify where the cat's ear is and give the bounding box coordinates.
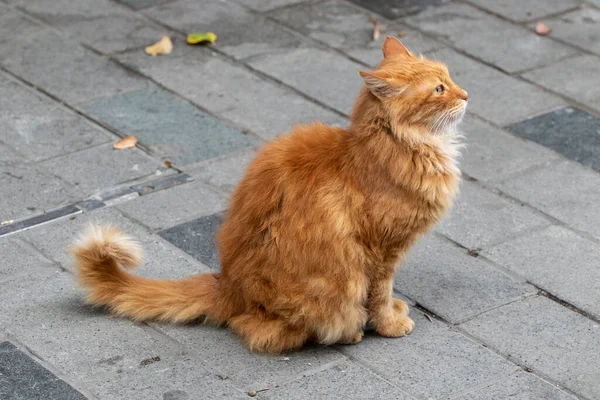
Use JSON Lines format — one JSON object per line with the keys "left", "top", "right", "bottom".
{"left": 359, "top": 70, "right": 403, "bottom": 98}
{"left": 383, "top": 36, "right": 411, "bottom": 59}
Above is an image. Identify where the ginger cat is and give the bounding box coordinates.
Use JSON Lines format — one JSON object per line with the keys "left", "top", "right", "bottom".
{"left": 70, "top": 37, "right": 467, "bottom": 354}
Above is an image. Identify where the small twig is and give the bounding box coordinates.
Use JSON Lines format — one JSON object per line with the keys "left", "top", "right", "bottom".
{"left": 369, "top": 17, "right": 380, "bottom": 41}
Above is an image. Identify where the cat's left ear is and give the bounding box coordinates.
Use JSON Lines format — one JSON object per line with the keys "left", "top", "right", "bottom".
{"left": 383, "top": 36, "right": 411, "bottom": 59}
{"left": 359, "top": 70, "right": 403, "bottom": 98}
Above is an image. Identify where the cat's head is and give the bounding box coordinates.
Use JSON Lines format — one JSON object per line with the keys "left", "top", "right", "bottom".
{"left": 359, "top": 37, "right": 468, "bottom": 136}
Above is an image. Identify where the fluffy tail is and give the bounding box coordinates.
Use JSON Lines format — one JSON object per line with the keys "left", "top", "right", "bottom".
{"left": 69, "top": 224, "right": 239, "bottom": 324}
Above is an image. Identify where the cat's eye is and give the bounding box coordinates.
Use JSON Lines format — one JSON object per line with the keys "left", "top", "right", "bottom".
{"left": 435, "top": 85, "right": 445, "bottom": 94}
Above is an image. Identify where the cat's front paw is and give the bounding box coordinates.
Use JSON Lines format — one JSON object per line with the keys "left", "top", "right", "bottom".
{"left": 392, "top": 298, "right": 409, "bottom": 315}
{"left": 375, "top": 314, "right": 414, "bottom": 337}
{"left": 337, "top": 331, "right": 364, "bottom": 345}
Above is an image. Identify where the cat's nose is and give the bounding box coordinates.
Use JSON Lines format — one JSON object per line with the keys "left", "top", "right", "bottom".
{"left": 460, "top": 90, "right": 469, "bottom": 101}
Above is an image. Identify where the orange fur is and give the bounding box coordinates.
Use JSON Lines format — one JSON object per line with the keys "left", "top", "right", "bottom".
{"left": 69, "top": 37, "right": 467, "bottom": 354}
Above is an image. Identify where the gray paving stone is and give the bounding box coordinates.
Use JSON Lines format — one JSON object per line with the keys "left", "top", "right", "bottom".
{"left": 404, "top": 3, "right": 576, "bottom": 73}
{"left": 545, "top": 6, "right": 600, "bottom": 56}
{"left": 233, "top": 0, "right": 304, "bottom": 12}
{"left": 91, "top": 355, "right": 246, "bottom": 399}
{"left": 144, "top": 0, "right": 305, "bottom": 61}
{"left": 498, "top": 160, "right": 600, "bottom": 240}
{"left": 508, "top": 107, "right": 600, "bottom": 173}
{"left": 484, "top": 225, "right": 600, "bottom": 320}
{"left": 342, "top": 312, "right": 516, "bottom": 399}
{"left": 158, "top": 212, "right": 224, "bottom": 270}
{"left": 19, "top": 207, "right": 211, "bottom": 279}
{"left": 154, "top": 323, "right": 345, "bottom": 391}
{"left": 0, "top": 9, "right": 46, "bottom": 45}
{"left": 261, "top": 359, "right": 414, "bottom": 399}
{"left": 248, "top": 47, "right": 365, "bottom": 114}
{"left": 438, "top": 180, "right": 549, "bottom": 249}
{"left": 39, "top": 143, "right": 163, "bottom": 197}
{"left": 187, "top": 149, "right": 256, "bottom": 193}
{"left": 85, "top": 88, "right": 256, "bottom": 166}
{"left": 432, "top": 48, "right": 565, "bottom": 125}
{"left": 522, "top": 54, "right": 600, "bottom": 112}
{"left": 468, "top": 0, "right": 580, "bottom": 22}
{"left": 0, "top": 164, "right": 79, "bottom": 221}
{"left": 456, "top": 370, "right": 577, "bottom": 400}
{"left": 0, "top": 270, "right": 178, "bottom": 382}
{"left": 349, "top": 0, "right": 451, "bottom": 19}
{"left": 0, "top": 32, "right": 148, "bottom": 105}
{"left": 396, "top": 234, "right": 534, "bottom": 324}
{"left": 117, "top": 46, "right": 347, "bottom": 140}
{"left": 460, "top": 114, "right": 560, "bottom": 182}
{"left": 0, "top": 78, "right": 113, "bottom": 162}
{"left": 270, "top": 0, "right": 445, "bottom": 67}
{"left": 118, "top": 181, "right": 227, "bottom": 230}
{"left": 461, "top": 296, "right": 600, "bottom": 399}
{"left": 15, "top": 0, "right": 167, "bottom": 54}
{"left": 114, "top": 0, "right": 170, "bottom": 11}
{"left": 0, "top": 141, "right": 23, "bottom": 165}
{"left": 0, "top": 237, "right": 53, "bottom": 281}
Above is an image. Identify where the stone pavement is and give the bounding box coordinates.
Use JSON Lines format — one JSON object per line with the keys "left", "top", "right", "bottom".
{"left": 0, "top": 0, "right": 599, "bottom": 398}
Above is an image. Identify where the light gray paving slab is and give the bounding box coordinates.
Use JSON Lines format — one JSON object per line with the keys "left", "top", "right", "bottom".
{"left": 0, "top": 164, "right": 79, "bottom": 221}
{"left": 233, "top": 0, "right": 304, "bottom": 12}
{"left": 15, "top": 0, "right": 167, "bottom": 54}
{"left": 261, "top": 359, "right": 415, "bottom": 399}
{"left": 432, "top": 48, "right": 565, "bottom": 125}
{"left": 186, "top": 149, "right": 257, "bottom": 194}
{"left": 498, "top": 160, "right": 600, "bottom": 240}
{"left": 39, "top": 143, "right": 163, "bottom": 197}
{"left": 0, "top": 33, "right": 148, "bottom": 105}
{"left": 522, "top": 54, "right": 600, "bottom": 112}
{"left": 270, "top": 0, "right": 444, "bottom": 67}
{"left": 0, "top": 78, "right": 113, "bottom": 162}
{"left": 0, "top": 237, "right": 53, "bottom": 281}
{"left": 461, "top": 296, "right": 600, "bottom": 400}
{"left": 456, "top": 369, "right": 578, "bottom": 400}
{"left": 484, "top": 225, "right": 600, "bottom": 320}
{"left": 90, "top": 355, "right": 246, "bottom": 400}
{"left": 117, "top": 180, "right": 227, "bottom": 230}
{"left": 117, "top": 46, "right": 347, "bottom": 140}
{"left": 545, "top": 7, "right": 600, "bottom": 56}
{"left": 468, "top": 0, "right": 580, "bottom": 22}
{"left": 19, "top": 207, "right": 210, "bottom": 279}
{"left": 154, "top": 323, "right": 345, "bottom": 391}
{"left": 342, "top": 312, "right": 516, "bottom": 399}
{"left": 396, "top": 234, "right": 535, "bottom": 324}
{"left": 248, "top": 47, "right": 365, "bottom": 115}
{"left": 0, "top": 270, "right": 178, "bottom": 382}
{"left": 459, "top": 114, "right": 560, "bottom": 182}
{"left": 404, "top": 3, "right": 576, "bottom": 73}
{"left": 0, "top": 9, "right": 47, "bottom": 46}
{"left": 438, "top": 180, "right": 549, "bottom": 249}
{"left": 0, "top": 142, "right": 23, "bottom": 165}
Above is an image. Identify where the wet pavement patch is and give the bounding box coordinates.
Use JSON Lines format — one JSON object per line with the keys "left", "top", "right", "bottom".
{"left": 84, "top": 88, "right": 257, "bottom": 166}
{"left": 507, "top": 107, "right": 600, "bottom": 173}
{"left": 348, "top": 0, "right": 451, "bottom": 19}
{"left": 158, "top": 212, "right": 224, "bottom": 270}
{"left": 0, "top": 341, "right": 86, "bottom": 400}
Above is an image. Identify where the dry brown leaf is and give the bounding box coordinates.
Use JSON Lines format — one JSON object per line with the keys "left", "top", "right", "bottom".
{"left": 369, "top": 17, "right": 380, "bottom": 41}
{"left": 164, "top": 160, "right": 173, "bottom": 168}
{"left": 535, "top": 21, "right": 551, "bottom": 36}
{"left": 145, "top": 35, "right": 173, "bottom": 56}
{"left": 114, "top": 135, "right": 137, "bottom": 149}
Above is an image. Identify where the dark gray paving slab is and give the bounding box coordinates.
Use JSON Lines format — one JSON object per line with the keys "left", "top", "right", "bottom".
{"left": 270, "top": 0, "right": 444, "bottom": 67}
{"left": 431, "top": 48, "right": 565, "bottom": 125}
{"left": 233, "top": 0, "right": 303, "bottom": 12}
{"left": 522, "top": 54, "right": 600, "bottom": 112}
{"left": 396, "top": 234, "right": 535, "bottom": 324}
{"left": 545, "top": 7, "right": 600, "bottom": 56}
{"left": 508, "top": 107, "right": 600, "bottom": 173}
{"left": 84, "top": 88, "right": 256, "bottom": 166}
{"left": 468, "top": 0, "right": 580, "bottom": 22}
{"left": 461, "top": 296, "right": 600, "bottom": 400}
{"left": 187, "top": 149, "right": 256, "bottom": 193}
{"left": 498, "top": 160, "right": 600, "bottom": 240}
{"left": 342, "top": 312, "right": 517, "bottom": 399}
{"left": 117, "top": 47, "right": 346, "bottom": 141}
{"left": 158, "top": 212, "right": 223, "bottom": 270}
{"left": 484, "top": 225, "right": 600, "bottom": 320}
{"left": 15, "top": 0, "right": 167, "bottom": 54}
{"left": 348, "top": 0, "right": 451, "bottom": 19}
{"left": 0, "top": 32, "right": 148, "bottom": 105}
{"left": 39, "top": 143, "right": 163, "bottom": 197}
{"left": 115, "top": 0, "right": 170, "bottom": 10}
{"left": 438, "top": 180, "right": 549, "bottom": 249}
{"left": 460, "top": 114, "right": 560, "bottom": 183}
{"left": 0, "top": 78, "right": 113, "bottom": 162}
{"left": 404, "top": 3, "right": 576, "bottom": 73}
